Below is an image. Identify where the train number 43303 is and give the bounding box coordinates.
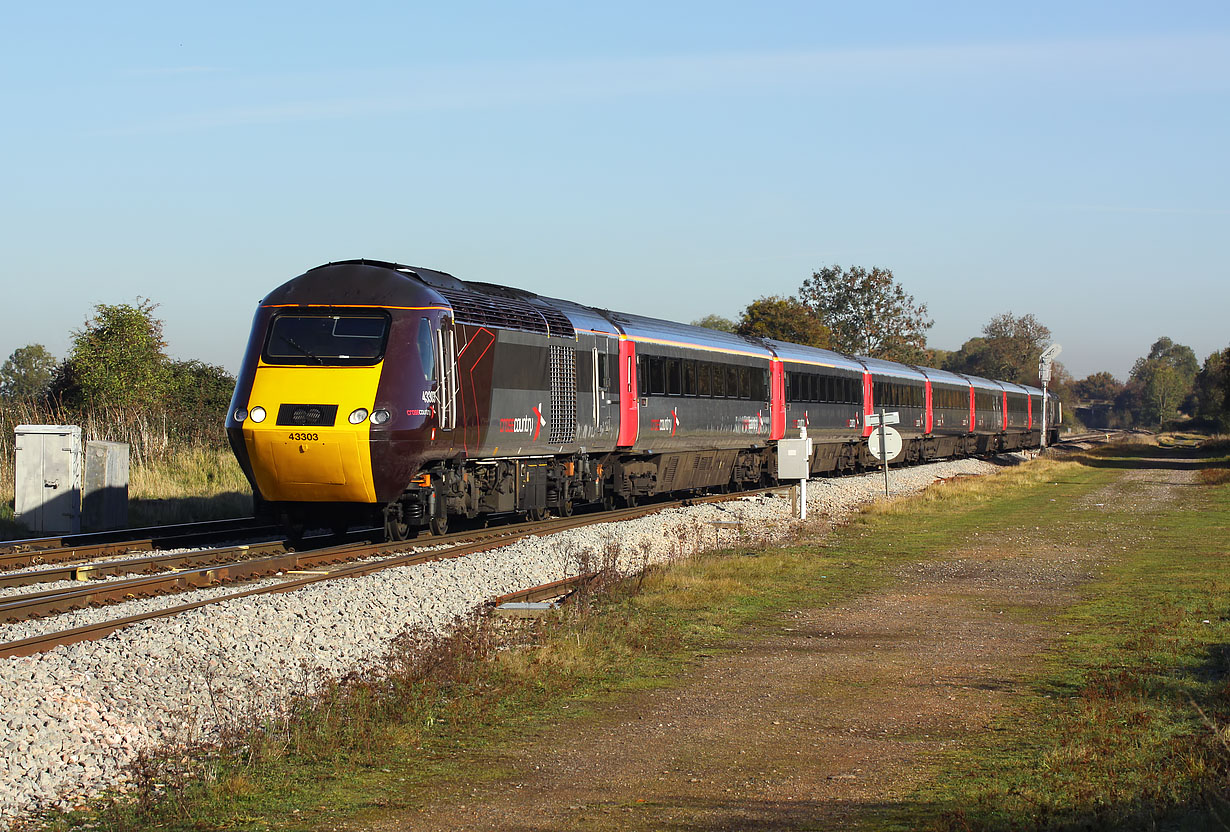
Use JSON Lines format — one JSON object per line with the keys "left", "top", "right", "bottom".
{"left": 288, "top": 432, "right": 320, "bottom": 441}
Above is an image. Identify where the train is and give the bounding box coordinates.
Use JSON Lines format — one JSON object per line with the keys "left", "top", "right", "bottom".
{"left": 225, "top": 260, "right": 1061, "bottom": 542}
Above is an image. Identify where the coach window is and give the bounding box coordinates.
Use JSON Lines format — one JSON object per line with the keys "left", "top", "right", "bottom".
{"left": 712, "top": 364, "right": 726, "bottom": 397}
{"left": 683, "top": 360, "right": 697, "bottom": 397}
{"left": 753, "top": 368, "right": 767, "bottom": 401}
{"left": 666, "top": 359, "right": 681, "bottom": 395}
{"left": 698, "top": 362, "right": 711, "bottom": 397}
{"left": 648, "top": 357, "right": 665, "bottom": 396}
{"left": 725, "top": 366, "right": 738, "bottom": 399}
{"left": 738, "top": 367, "right": 750, "bottom": 399}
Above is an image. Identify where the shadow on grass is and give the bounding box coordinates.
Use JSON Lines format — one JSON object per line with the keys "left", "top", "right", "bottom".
{"left": 482, "top": 791, "right": 1230, "bottom": 832}
{"left": 1069, "top": 443, "right": 1230, "bottom": 473}
{"left": 0, "top": 491, "right": 254, "bottom": 541}
{"left": 129, "top": 490, "right": 253, "bottom": 527}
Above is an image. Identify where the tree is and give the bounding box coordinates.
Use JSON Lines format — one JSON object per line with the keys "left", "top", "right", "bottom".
{"left": 1191, "top": 348, "right": 1229, "bottom": 422}
{"left": 945, "top": 312, "right": 1054, "bottom": 385}
{"left": 1126, "top": 336, "right": 1200, "bottom": 424}
{"left": 52, "top": 300, "right": 169, "bottom": 409}
{"left": 691, "top": 314, "right": 736, "bottom": 333}
{"left": 164, "top": 360, "right": 236, "bottom": 413}
{"left": 0, "top": 344, "right": 57, "bottom": 400}
{"left": 1073, "top": 371, "right": 1123, "bottom": 402}
{"left": 735, "top": 296, "right": 831, "bottom": 348}
{"left": 797, "top": 266, "right": 932, "bottom": 362}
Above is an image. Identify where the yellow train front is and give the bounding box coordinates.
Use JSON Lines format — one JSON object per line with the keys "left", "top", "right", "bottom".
{"left": 225, "top": 261, "right": 449, "bottom": 542}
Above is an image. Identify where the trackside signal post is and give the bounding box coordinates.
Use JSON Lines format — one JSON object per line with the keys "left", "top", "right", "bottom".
{"left": 1038, "top": 343, "right": 1062, "bottom": 452}
{"left": 867, "top": 410, "right": 901, "bottom": 497}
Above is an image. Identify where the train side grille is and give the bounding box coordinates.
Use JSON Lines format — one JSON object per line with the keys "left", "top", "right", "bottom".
{"left": 548, "top": 346, "right": 577, "bottom": 445}
{"left": 276, "top": 404, "right": 339, "bottom": 427}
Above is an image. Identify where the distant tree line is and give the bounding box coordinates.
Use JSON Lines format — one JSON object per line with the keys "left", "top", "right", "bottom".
{"left": 694, "top": 265, "right": 1230, "bottom": 430}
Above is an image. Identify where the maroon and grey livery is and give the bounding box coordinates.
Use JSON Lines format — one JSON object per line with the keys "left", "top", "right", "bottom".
{"left": 226, "top": 260, "right": 1061, "bottom": 541}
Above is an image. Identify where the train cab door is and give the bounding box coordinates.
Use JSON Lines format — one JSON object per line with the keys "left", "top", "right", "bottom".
{"left": 593, "top": 337, "right": 616, "bottom": 439}
{"left": 434, "top": 319, "right": 458, "bottom": 433}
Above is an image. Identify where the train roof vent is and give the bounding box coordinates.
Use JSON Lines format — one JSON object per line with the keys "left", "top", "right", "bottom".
{"left": 436, "top": 288, "right": 576, "bottom": 339}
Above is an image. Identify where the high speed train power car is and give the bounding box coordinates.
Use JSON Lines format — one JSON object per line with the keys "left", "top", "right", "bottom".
{"left": 225, "top": 260, "right": 1060, "bottom": 541}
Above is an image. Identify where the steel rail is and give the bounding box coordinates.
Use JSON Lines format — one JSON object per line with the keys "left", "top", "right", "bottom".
{"left": 0, "top": 516, "right": 265, "bottom": 555}
{"left": 0, "top": 488, "right": 784, "bottom": 657}
{"left": 0, "top": 524, "right": 282, "bottom": 571}
{"left": 0, "top": 540, "right": 289, "bottom": 590}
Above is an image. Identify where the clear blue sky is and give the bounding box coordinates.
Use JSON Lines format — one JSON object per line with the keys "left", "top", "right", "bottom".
{"left": 2, "top": 1, "right": 1227, "bottom": 382}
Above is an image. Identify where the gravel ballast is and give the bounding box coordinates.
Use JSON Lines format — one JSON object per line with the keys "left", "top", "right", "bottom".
{"left": 0, "top": 457, "right": 1011, "bottom": 820}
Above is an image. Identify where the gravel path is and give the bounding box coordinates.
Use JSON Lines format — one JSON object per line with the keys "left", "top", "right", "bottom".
{"left": 0, "top": 457, "right": 1009, "bottom": 820}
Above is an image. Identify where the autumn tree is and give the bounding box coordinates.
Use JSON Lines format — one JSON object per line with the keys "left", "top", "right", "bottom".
{"left": 945, "top": 312, "right": 1055, "bottom": 385}
{"left": 691, "top": 314, "right": 736, "bottom": 333}
{"left": 1192, "top": 348, "right": 1229, "bottom": 423}
{"left": 1073, "top": 371, "right": 1123, "bottom": 402}
{"left": 736, "top": 296, "right": 830, "bottom": 348}
{"left": 52, "top": 300, "right": 170, "bottom": 409}
{"left": 797, "top": 265, "right": 932, "bottom": 361}
{"left": 164, "top": 359, "right": 236, "bottom": 413}
{"left": 0, "top": 344, "right": 57, "bottom": 400}
{"left": 1128, "top": 336, "right": 1199, "bottom": 424}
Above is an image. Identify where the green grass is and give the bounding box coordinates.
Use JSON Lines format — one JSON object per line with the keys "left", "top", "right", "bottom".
{"left": 38, "top": 450, "right": 1230, "bottom": 831}
{"left": 876, "top": 451, "right": 1230, "bottom": 830}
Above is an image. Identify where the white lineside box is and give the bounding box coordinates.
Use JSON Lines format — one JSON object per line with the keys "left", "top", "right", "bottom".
{"left": 83, "top": 440, "right": 129, "bottom": 531}
{"left": 14, "top": 424, "right": 83, "bottom": 535}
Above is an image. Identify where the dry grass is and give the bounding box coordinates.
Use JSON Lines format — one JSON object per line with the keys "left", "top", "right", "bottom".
{"left": 0, "top": 398, "right": 249, "bottom": 533}
{"left": 863, "top": 457, "right": 1078, "bottom": 517}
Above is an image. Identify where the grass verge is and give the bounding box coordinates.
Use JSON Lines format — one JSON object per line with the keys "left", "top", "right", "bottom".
{"left": 878, "top": 447, "right": 1230, "bottom": 831}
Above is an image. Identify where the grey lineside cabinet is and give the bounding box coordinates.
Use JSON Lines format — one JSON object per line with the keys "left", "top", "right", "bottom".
{"left": 14, "top": 424, "right": 83, "bottom": 534}
{"left": 14, "top": 426, "right": 130, "bottom": 535}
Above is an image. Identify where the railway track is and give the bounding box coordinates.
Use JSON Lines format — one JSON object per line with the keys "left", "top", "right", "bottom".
{"left": 1048, "top": 429, "right": 1137, "bottom": 449}
{"left": 0, "top": 518, "right": 282, "bottom": 571}
{"left": 0, "top": 489, "right": 777, "bottom": 658}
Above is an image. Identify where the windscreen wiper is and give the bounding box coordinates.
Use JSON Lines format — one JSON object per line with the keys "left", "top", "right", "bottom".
{"left": 280, "top": 335, "right": 324, "bottom": 365}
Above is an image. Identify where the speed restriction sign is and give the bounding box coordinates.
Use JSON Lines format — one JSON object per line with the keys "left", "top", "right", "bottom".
{"left": 868, "top": 426, "right": 902, "bottom": 461}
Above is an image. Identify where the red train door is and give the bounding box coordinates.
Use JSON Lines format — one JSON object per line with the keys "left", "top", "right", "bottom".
{"left": 616, "top": 338, "right": 639, "bottom": 448}
{"left": 862, "top": 372, "right": 874, "bottom": 438}
{"left": 770, "top": 360, "right": 785, "bottom": 440}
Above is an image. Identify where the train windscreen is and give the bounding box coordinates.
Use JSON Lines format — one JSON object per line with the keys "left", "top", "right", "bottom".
{"left": 263, "top": 312, "right": 390, "bottom": 366}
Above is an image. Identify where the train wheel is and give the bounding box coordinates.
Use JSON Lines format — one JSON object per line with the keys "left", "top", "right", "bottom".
{"left": 430, "top": 513, "right": 449, "bottom": 536}
{"left": 601, "top": 494, "right": 616, "bottom": 512}
{"left": 280, "top": 513, "right": 306, "bottom": 549}
{"left": 528, "top": 507, "right": 549, "bottom": 522}
{"left": 385, "top": 516, "right": 417, "bottom": 542}
{"left": 284, "top": 523, "right": 306, "bottom": 550}
{"left": 557, "top": 498, "right": 573, "bottom": 517}
{"left": 619, "top": 494, "right": 638, "bottom": 508}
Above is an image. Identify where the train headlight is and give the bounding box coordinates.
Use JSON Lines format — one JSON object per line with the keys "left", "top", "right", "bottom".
{"left": 348, "top": 408, "right": 369, "bottom": 425}
{"left": 233, "top": 408, "right": 248, "bottom": 422}
{"left": 250, "top": 406, "right": 266, "bottom": 423}
{"left": 370, "top": 409, "right": 391, "bottom": 425}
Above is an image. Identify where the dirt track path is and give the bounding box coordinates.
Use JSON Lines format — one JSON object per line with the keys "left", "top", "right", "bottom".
{"left": 359, "top": 461, "right": 1184, "bottom": 831}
